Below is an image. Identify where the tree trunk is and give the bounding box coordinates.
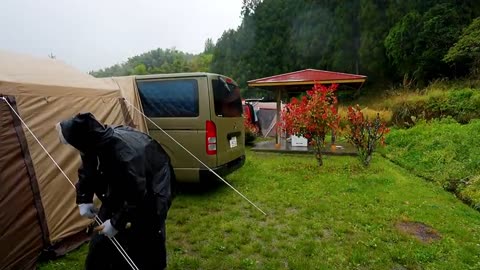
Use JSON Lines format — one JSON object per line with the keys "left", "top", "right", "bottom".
{"left": 364, "top": 154, "right": 372, "bottom": 166}
{"left": 315, "top": 152, "right": 323, "bottom": 166}
{"left": 313, "top": 135, "right": 325, "bottom": 166}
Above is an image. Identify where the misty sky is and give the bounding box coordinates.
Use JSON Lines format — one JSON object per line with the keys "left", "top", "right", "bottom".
{"left": 1, "top": 0, "right": 243, "bottom": 72}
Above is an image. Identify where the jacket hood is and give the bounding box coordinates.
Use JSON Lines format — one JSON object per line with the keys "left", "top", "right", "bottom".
{"left": 58, "top": 112, "right": 114, "bottom": 153}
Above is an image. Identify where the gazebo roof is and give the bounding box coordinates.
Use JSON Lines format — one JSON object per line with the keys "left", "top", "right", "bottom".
{"left": 247, "top": 69, "right": 366, "bottom": 87}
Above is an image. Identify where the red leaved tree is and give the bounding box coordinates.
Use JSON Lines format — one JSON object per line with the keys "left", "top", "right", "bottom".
{"left": 345, "top": 105, "right": 390, "bottom": 166}
{"left": 281, "top": 83, "right": 340, "bottom": 166}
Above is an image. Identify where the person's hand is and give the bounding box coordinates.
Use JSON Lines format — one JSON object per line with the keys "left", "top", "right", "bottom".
{"left": 94, "top": 219, "right": 118, "bottom": 238}
{"left": 78, "top": 203, "right": 98, "bottom": 219}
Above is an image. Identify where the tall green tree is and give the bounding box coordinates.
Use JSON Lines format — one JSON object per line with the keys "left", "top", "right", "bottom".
{"left": 385, "top": 3, "right": 465, "bottom": 84}
{"left": 444, "top": 17, "right": 480, "bottom": 76}
{"left": 214, "top": 0, "right": 480, "bottom": 91}
{"left": 289, "top": 1, "right": 335, "bottom": 70}
{"left": 132, "top": 64, "right": 148, "bottom": 75}
{"left": 203, "top": 38, "right": 215, "bottom": 54}
{"left": 190, "top": 53, "right": 213, "bottom": 72}
{"left": 358, "top": 0, "right": 390, "bottom": 81}
{"left": 384, "top": 11, "right": 424, "bottom": 82}
{"left": 331, "top": 0, "right": 360, "bottom": 74}
{"left": 93, "top": 0, "right": 480, "bottom": 91}
{"left": 241, "top": 0, "right": 261, "bottom": 17}
{"left": 417, "top": 4, "right": 465, "bottom": 80}
{"left": 90, "top": 47, "right": 206, "bottom": 77}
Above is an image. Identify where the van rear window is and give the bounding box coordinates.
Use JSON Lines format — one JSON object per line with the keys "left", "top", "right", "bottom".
{"left": 212, "top": 78, "right": 243, "bottom": 117}
{"left": 136, "top": 79, "right": 199, "bottom": 117}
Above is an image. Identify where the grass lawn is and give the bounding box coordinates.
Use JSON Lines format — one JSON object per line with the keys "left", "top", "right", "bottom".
{"left": 39, "top": 150, "right": 480, "bottom": 269}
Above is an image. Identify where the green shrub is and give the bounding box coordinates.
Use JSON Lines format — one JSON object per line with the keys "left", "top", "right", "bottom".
{"left": 459, "top": 176, "right": 480, "bottom": 210}
{"left": 390, "top": 88, "right": 480, "bottom": 126}
{"left": 381, "top": 119, "right": 480, "bottom": 207}
{"left": 344, "top": 105, "right": 390, "bottom": 166}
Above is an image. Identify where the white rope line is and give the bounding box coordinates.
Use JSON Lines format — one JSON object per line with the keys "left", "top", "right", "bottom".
{"left": 122, "top": 98, "right": 267, "bottom": 216}
{"left": 1, "top": 97, "right": 139, "bottom": 270}
{"left": 94, "top": 216, "right": 137, "bottom": 270}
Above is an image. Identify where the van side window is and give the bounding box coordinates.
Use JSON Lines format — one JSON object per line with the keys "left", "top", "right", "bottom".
{"left": 212, "top": 78, "right": 243, "bottom": 117}
{"left": 136, "top": 79, "right": 199, "bottom": 117}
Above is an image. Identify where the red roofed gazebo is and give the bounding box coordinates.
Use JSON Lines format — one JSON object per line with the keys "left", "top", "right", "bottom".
{"left": 247, "top": 68, "right": 366, "bottom": 88}
{"left": 247, "top": 69, "right": 367, "bottom": 148}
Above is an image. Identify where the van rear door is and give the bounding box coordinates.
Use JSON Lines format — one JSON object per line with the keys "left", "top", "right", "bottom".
{"left": 136, "top": 76, "right": 215, "bottom": 181}
{"left": 210, "top": 76, "right": 245, "bottom": 166}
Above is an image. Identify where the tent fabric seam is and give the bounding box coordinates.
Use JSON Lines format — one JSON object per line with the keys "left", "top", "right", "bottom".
{"left": 6, "top": 96, "right": 51, "bottom": 248}
{"left": 119, "top": 98, "right": 135, "bottom": 128}
{"left": 0, "top": 83, "right": 119, "bottom": 98}
{"left": 131, "top": 78, "right": 148, "bottom": 132}
{"left": 110, "top": 78, "right": 136, "bottom": 129}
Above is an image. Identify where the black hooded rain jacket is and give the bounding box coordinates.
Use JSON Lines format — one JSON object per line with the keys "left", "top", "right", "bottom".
{"left": 59, "top": 112, "right": 174, "bottom": 270}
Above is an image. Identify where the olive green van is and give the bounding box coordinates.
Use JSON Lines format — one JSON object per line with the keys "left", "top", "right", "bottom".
{"left": 134, "top": 72, "right": 246, "bottom": 183}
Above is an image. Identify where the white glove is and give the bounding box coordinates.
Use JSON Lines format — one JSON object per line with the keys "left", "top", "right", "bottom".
{"left": 78, "top": 203, "right": 98, "bottom": 219}
{"left": 95, "top": 219, "right": 118, "bottom": 238}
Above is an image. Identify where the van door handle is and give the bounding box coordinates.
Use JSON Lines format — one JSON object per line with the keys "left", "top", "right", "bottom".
{"left": 227, "top": 131, "right": 241, "bottom": 140}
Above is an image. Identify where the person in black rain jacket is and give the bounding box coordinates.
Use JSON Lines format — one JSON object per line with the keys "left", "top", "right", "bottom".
{"left": 56, "top": 112, "right": 175, "bottom": 270}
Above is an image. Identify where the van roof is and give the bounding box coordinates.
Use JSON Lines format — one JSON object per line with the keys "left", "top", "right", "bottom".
{"left": 135, "top": 72, "right": 227, "bottom": 80}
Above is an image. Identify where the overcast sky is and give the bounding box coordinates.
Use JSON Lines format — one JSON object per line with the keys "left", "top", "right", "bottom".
{"left": 1, "top": 0, "right": 243, "bottom": 72}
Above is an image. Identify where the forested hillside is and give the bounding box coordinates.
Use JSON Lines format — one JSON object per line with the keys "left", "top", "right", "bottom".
{"left": 212, "top": 0, "right": 480, "bottom": 88}
{"left": 90, "top": 39, "right": 215, "bottom": 77}
{"left": 91, "top": 0, "right": 480, "bottom": 91}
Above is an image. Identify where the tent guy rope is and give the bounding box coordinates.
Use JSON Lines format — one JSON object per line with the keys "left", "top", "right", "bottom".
{"left": 0, "top": 96, "right": 139, "bottom": 270}
{"left": 121, "top": 98, "right": 267, "bottom": 216}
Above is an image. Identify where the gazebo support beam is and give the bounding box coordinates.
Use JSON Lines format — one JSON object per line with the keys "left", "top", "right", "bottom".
{"left": 275, "top": 89, "right": 282, "bottom": 148}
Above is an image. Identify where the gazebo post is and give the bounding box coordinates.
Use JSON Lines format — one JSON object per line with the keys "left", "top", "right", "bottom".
{"left": 275, "top": 88, "right": 282, "bottom": 148}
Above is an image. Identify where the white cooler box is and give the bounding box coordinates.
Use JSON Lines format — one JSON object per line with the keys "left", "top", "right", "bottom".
{"left": 291, "top": 135, "right": 308, "bottom": 147}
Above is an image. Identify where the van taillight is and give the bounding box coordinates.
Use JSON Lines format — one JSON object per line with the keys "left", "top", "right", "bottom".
{"left": 206, "top": 120, "right": 217, "bottom": 155}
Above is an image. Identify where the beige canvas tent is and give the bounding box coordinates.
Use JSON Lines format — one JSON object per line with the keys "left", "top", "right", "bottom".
{"left": 100, "top": 75, "right": 148, "bottom": 133}
{"left": 0, "top": 50, "right": 143, "bottom": 270}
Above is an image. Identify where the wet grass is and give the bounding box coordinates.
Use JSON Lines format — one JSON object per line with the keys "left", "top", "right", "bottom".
{"left": 39, "top": 150, "right": 480, "bottom": 269}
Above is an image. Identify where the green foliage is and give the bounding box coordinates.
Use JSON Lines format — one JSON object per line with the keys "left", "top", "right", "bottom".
{"left": 90, "top": 46, "right": 214, "bottom": 77}
{"left": 241, "top": 0, "right": 261, "bottom": 17}
{"left": 132, "top": 64, "right": 148, "bottom": 75}
{"left": 381, "top": 119, "right": 480, "bottom": 207}
{"left": 390, "top": 88, "right": 480, "bottom": 126}
{"left": 190, "top": 53, "right": 213, "bottom": 72}
{"left": 358, "top": 0, "right": 390, "bottom": 80}
{"left": 444, "top": 17, "right": 480, "bottom": 76}
{"left": 418, "top": 4, "right": 465, "bottom": 80}
{"left": 384, "top": 11, "right": 423, "bottom": 81}
{"left": 203, "top": 38, "right": 215, "bottom": 54}
{"left": 89, "top": 1, "right": 480, "bottom": 88}
{"left": 460, "top": 176, "right": 480, "bottom": 210}
{"left": 87, "top": 1, "right": 480, "bottom": 89}
{"left": 39, "top": 151, "right": 480, "bottom": 269}
{"left": 211, "top": 0, "right": 480, "bottom": 91}
{"left": 385, "top": 4, "right": 465, "bottom": 84}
